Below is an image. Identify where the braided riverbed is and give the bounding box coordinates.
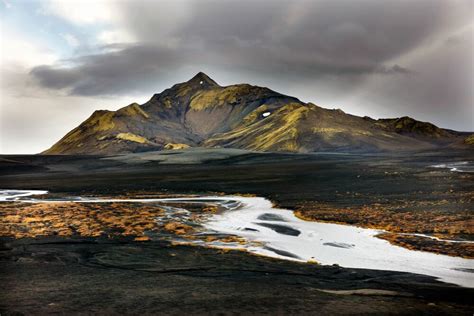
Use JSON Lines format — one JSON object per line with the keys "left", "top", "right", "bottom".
{"left": 1, "top": 189, "right": 473, "bottom": 288}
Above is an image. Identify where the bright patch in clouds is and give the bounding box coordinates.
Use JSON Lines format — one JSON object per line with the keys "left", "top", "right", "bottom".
{"left": 40, "top": 0, "right": 118, "bottom": 25}
{"left": 0, "top": 25, "right": 57, "bottom": 68}
{"left": 97, "top": 28, "right": 135, "bottom": 45}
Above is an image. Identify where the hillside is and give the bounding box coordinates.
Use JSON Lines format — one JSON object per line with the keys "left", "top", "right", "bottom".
{"left": 43, "top": 72, "right": 471, "bottom": 154}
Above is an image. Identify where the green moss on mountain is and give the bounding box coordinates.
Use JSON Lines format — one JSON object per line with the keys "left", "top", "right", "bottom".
{"left": 376, "top": 116, "right": 452, "bottom": 138}
{"left": 464, "top": 134, "right": 474, "bottom": 145}
{"left": 116, "top": 133, "right": 149, "bottom": 144}
{"left": 117, "top": 103, "right": 149, "bottom": 119}
{"left": 42, "top": 73, "right": 469, "bottom": 155}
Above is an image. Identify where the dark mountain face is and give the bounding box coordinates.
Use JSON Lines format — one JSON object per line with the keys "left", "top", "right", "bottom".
{"left": 43, "top": 73, "right": 471, "bottom": 155}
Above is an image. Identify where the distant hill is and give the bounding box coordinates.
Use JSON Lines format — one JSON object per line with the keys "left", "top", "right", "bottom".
{"left": 43, "top": 72, "right": 472, "bottom": 155}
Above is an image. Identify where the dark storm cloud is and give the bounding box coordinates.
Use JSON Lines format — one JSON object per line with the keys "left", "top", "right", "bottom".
{"left": 30, "top": 65, "right": 82, "bottom": 90}
{"left": 30, "top": 40, "right": 415, "bottom": 97}
{"left": 31, "top": 44, "right": 191, "bottom": 96}
{"left": 30, "top": 0, "right": 460, "bottom": 96}
{"left": 28, "top": 0, "right": 473, "bottom": 131}
{"left": 177, "top": 0, "right": 447, "bottom": 64}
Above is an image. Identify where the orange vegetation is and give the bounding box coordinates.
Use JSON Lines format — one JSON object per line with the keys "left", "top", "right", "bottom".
{"left": 163, "top": 222, "right": 194, "bottom": 235}
{"left": 293, "top": 195, "right": 474, "bottom": 258}
{"left": 377, "top": 233, "right": 474, "bottom": 259}
{"left": 294, "top": 200, "right": 473, "bottom": 236}
{"left": 0, "top": 202, "right": 165, "bottom": 239}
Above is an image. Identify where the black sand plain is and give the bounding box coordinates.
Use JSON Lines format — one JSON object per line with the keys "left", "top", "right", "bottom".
{"left": 1, "top": 149, "right": 473, "bottom": 315}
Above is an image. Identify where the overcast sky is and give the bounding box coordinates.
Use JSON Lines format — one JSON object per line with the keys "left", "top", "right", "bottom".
{"left": 0, "top": 0, "right": 473, "bottom": 153}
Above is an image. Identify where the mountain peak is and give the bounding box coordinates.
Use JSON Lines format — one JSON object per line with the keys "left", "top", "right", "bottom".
{"left": 187, "top": 72, "right": 219, "bottom": 87}
{"left": 43, "top": 73, "right": 468, "bottom": 155}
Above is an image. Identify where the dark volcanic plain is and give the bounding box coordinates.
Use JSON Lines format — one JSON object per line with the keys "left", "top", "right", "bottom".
{"left": 1, "top": 149, "right": 473, "bottom": 315}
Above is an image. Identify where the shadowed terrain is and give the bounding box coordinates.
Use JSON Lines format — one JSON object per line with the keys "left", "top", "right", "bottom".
{"left": 2, "top": 237, "right": 473, "bottom": 315}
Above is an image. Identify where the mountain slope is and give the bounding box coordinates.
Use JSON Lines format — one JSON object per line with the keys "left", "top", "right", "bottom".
{"left": 43, "top": 72, "right": 471, "bottom": 155}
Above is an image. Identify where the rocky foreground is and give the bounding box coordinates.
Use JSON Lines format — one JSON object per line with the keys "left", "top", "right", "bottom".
{"left": 1, "top": 236, "right": 473, "bottom": 315}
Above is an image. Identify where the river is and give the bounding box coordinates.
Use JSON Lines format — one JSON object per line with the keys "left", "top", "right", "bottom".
{"left": 1, "top": 189, "right": 473, "bottom": 287}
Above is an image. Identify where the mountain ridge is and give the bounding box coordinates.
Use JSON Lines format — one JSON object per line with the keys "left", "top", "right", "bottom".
{"left": 43, "top": 73, "right": 472, "bottom": 155}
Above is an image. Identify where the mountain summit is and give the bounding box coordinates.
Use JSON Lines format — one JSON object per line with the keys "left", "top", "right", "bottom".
{"left": 187, "top": 71, "right": 220, "bottom": 87}
{"left": 43, "top": 73, "right": 472, "bottom": 155}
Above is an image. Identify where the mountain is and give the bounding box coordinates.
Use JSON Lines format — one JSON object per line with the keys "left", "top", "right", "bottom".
{"left": 43, "top": 72, "right": 472, "bottom": 155}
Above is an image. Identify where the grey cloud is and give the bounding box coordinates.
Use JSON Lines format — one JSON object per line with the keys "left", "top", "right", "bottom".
{"left": 30, "top": 41, "right": 414, "bottom": 97}
{"left": 31, "top": 0, "right": 455, "bottom": 96}
{"left": 31, "top": 65, "right": 82, "bottom": 90}
{"left": 31, "top": 45, "right": 192, "bottom": 96}
{"left": 27, "top": 0, "right": 473, "bottom": 132}
{"left": 379, "top": 65, "right": 414, "bottom": 75}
